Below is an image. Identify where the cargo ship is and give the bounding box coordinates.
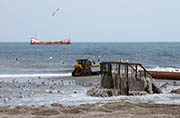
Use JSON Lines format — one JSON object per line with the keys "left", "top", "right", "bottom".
{"left": 30, "top": 36, "right": 71, "bottom": 45}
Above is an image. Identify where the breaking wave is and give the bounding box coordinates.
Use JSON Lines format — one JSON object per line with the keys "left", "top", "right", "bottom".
{"left": 147, "top": 67, "right": 180, "bottom": 72}
{"left": 0, "top": 73, "right": 72, "bottom": 78}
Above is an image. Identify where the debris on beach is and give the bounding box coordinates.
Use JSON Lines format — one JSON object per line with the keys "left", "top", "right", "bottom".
{"left": 87, "top": 88, "right": 112, "bottom": 97}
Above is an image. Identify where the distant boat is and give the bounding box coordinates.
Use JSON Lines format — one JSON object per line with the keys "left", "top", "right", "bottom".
{"left": 30, "top": 36, "right": 71, "bottom": 45}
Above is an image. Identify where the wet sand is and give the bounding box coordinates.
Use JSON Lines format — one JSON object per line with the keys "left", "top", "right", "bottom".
{"left": 0, "top": 102, "right": 179, "bottom": 118}
{"left": 0, "top": 76, "right": 180, "bottom": 117}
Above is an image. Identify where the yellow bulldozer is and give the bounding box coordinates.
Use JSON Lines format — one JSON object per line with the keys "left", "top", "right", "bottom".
{"left": 72, "top": 59, "right": 100, "bottom": 76}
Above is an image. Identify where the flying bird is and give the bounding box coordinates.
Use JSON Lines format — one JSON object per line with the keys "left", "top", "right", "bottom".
{"left": 52, "top": 8, "right": 60, "bottom": 16}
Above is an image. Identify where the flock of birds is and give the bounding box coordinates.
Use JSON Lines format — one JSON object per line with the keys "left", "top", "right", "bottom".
{"left": 0, "top": 76, "right": 98, "bottom": 104}
{"left": 15, "top": 55, "right": 104, "bottom": 65}
{"left": 15, "top": 56, "right": 65, "bottom": 65}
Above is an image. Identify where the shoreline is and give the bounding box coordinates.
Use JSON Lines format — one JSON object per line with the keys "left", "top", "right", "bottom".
{"left": 0, "top": 75, "right": 179, "bottom": 117}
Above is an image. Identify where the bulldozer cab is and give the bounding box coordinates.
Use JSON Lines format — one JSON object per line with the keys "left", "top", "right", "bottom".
{"left": 76, "top": 59, "right": 92, "bottom": 68}
{"left": 72, "top": 58, "right": 100, "bottom": 76}
{"left": 72, "top": 59, "right": 92, "bottom": 76}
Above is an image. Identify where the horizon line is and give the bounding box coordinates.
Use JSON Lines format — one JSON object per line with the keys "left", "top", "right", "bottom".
{"left": 0, "top": 41, "right": 180, "bottom": 43}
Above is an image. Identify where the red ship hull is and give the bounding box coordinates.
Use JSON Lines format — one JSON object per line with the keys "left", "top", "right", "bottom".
{"left": 31, "top": 42, "right": 71, "bottom": 45}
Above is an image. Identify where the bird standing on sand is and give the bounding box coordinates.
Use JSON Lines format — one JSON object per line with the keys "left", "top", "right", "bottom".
{"left": 38, "top": 76, "right": 41, "bottom": 79}
{"left": 12, "top": 79, "right": 16, "bottom": 83}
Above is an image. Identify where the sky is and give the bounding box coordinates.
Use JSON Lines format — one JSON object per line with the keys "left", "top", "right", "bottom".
{"left": 2, "top": 0, "right": 180, "bottom": 42}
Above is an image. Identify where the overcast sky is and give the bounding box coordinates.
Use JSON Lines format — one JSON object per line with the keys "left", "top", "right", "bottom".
{"left": 2, "top": 0, "right": 180, "bottom": 42}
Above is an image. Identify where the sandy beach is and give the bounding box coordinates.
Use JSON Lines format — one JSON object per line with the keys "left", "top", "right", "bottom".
{"left": 0, "top": 101, "right": 180, "bottom": 118}
{"left": 0, "top": 75, "right": 179, "bottom": 117}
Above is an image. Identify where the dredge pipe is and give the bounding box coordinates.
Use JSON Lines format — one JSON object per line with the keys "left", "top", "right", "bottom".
{"left": 148, "top": 71, "right": 180, "bottom": 80}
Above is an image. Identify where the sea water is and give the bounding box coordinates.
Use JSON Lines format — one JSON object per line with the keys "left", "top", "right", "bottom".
{"left": 0, "top": 42, "right": 180, "bottom": 76}
{"left": 0, "top": 42, "right": 180, "bottom": 106}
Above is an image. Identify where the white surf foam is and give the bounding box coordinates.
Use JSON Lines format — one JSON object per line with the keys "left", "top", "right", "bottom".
{"left": 0, "top": 73, "right": 71, "bottom": 78}
{"left": 147, "top": 67, "right": 180, "bottom": 72}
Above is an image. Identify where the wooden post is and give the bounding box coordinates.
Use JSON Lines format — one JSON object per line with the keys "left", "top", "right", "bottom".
{"left": 126, "top": 64, "right": 128, "bottom": 78}
{"left": 118, "top": 64, "right": 120, "bottom": 75}
{"left": 135, "top": 64, "right": 137, "bottom": 79}
{"left": 126, "top": 64, "right": 129, "bottom": 95}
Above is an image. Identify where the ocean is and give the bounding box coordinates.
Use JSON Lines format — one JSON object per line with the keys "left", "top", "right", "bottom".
{"left": 0, "top": 42, "right": 180, "bottom": 76}
{"left": 0, "top": 42, "right": 180, "bottom": 107}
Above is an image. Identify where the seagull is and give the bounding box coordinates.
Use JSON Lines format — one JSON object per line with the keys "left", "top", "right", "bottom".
{"left": 60, "top": 59, "right": 64, "bottom": 64}
{"left": 38, "top": 76, "right": 41, "bottom": 79}
{"left": 16, "top": 58, "right": 20, "bottom": 64}
{"left": 52, "top": 8, "right": 60, "bottom": 16}
{"left": 98, "top": 55, "right": 102, "bottom": 62}
{"left": 120, "top": 59, "right": 123, "bottom": 62}
{"left": 12, "top": 79, "right": 16, "bottom": 83}
{"left": 49, "top": 56, "right": 53, "bottom": 60}
{"left": 4, "top": 98, "right": 9, "bottom": 102}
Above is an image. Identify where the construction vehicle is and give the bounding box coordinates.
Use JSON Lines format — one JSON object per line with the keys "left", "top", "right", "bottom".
{"left": 72, "top": 59, "right": 100, "bottom": 76}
